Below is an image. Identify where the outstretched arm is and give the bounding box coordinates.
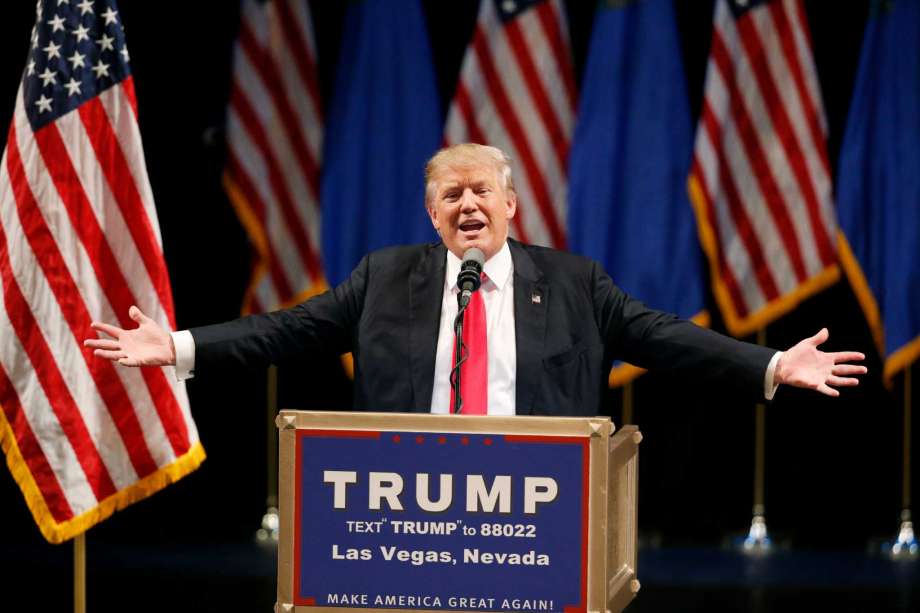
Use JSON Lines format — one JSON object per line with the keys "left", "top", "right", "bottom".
{"left": 83, "top": 306, "right": 176, "bottom": 367}
{"left": 774, "top": 328, "right": 866, "bottom": 397}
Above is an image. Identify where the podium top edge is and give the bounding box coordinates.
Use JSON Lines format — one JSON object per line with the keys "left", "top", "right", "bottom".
{"left": 276, "top": 410, "right": 615, "bottom": 437}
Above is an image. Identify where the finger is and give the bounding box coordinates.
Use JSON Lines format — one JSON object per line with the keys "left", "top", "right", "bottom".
{"left": 832, "top": 364, "right": 867, "bottom": 376}
{"left": 816, "top": 383, "right": 840, "bottom": 397}
{"left": 90, "top": 321, "right": 124, "bottom": 339}
{"left": 809, "top": 327, "right": 829, "bottom": 346}
{"left": 831, "top": 351, "right": 865, "bottom": 363}
{"left": 128, "top": 305, "right": 145, "bottom": 324}
{"left": 84, "top": 339, "right": 121, "bottom": 351}
{"left": 118, "top": 357, "right": 141, "bottom": 367}
{"left": 826, "top": 375, "right": 859, "bottom": 387}
{"left": 93, "top": 349, "right": 127, "bottom": 361}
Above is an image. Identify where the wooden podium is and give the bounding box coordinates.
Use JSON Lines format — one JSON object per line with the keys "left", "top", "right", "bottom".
{"left": 275, "top": 411, "right": 641, "bottom": 613}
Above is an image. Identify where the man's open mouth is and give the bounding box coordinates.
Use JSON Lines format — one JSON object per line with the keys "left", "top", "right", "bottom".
{"left": 459, "top": 220, "right": 485, "bottom": 232}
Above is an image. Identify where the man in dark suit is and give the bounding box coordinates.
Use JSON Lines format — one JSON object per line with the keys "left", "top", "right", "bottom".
{"left": 86, "top": 144, "right": 866, "bottom": 415}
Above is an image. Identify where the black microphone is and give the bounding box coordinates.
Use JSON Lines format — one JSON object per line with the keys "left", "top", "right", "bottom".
{"left": 457, "top": 248, "right": 485, "bottom": 308}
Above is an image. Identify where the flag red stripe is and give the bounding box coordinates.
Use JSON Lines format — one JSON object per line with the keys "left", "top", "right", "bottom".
{"left": 225, "top": 150, "right": 296, "bottom": 300}
{"left": 0, "top": 207, "right": 118, "bottom": 503}
{"left": 535, "top": 2, "right": 577, "bottom": 111}
{"left": 766, "top": 4, "right": 836, "bottom": 266}
{"left": 472, "top": 26, "right": 566, "bottom": 248}
{"left": 711, "top": 30, "right": 807, "bottom": 283}
{"left": 238, "top": 21, "right": 321, "bottom": 200}
{"left": 691, "top": 159, "right": 749, "bottom": 317}
{"left": 230, "top": 83, "right": 323, "bottom": 283}
{"left": 767, "top": 3, "right": 830, "bottom": 175}
{"left": 248, "top": 293, "right": 264, "bottom": 315}
{"left": 733, "top": 16, "right": 835, "bottom": 269}
{"left": 273, "top": 0, "right": 323, "bottom": 124}
{"left": 503, "top": 19, "right": 568, "bottom": 171}
{"left": 0, "top": 367, "right": 74, "bottom": 522}
{"left": 77, "top": 99, "right": 177, "bottom": 329}
{"left": 32, "top": 124, "right": 191, "bottom": 458}
{"left": 453, "top": 83, "right": 531, "bottom": 245}
{"left": 121, "top": 75, "right": 139, "bottom": 120}
{"left": 701, "top": 100, "right": 781, "bottom": 301}
{"left": 7, "top": 124, "right": 159, "bottom": 479}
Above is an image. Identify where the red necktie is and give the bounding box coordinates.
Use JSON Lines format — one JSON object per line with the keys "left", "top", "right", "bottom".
{"left": 450, "top": 280, "right": 488, "bottom": 414}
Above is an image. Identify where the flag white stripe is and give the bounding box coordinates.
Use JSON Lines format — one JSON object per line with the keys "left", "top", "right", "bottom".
{"left": 264, "top": 2, "right": 322, "bottom": 164}
{"left": 228, "top": 109, "right": 310, "bottom": 292}
{"left": 485, "top": 24, "right": 567, "bottom": 230}
{"left": 233, "top": 53, "right": 320, "bottom": 253}
{"left": 97, "top": 86, "right": 164, "bottom": 250}
{"left": 722, "top": 15, "right": 823, "bottom": 277}
{"left": 782, "top": 0, "right": 826, "bottom": 136}
{"left": 517, "top": 8, "right": 573, "bottom": 140}
{"left": 696, "top": 128, "right": 765, "bottom": 309}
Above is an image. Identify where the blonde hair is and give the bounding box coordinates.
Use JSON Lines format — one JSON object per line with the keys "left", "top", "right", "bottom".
{"left": 424, "top": 143, "right": 515, "bottom": 207}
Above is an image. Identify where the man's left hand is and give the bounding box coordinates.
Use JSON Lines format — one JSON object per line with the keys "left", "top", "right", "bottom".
{"left": 774, "top": 328, "right": 867, "bottom": 397}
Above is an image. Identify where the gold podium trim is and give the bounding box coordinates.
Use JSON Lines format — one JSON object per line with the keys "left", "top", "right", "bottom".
{"left": 276, "top": 411, "right": 640, "bottom": 613}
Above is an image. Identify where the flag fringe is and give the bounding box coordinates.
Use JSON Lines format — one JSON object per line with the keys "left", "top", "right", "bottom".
{"left": 838, "top": 232, "right": 920, "bottom": 384}
{"left": 223, "top": 171, "right": 327, "bottom": 315}
{"left": 688, "top": 175, "right": 840, "bottom": 338}
{"left": 0, "top": 403, "right": 205, "bottom": 544}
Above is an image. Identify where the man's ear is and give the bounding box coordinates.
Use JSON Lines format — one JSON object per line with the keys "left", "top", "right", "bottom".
{"left": 427, "top": 204, "right": 440, "bottom": 232}
{"left": 505, "top": 191, "right": 517, "bottom": 219}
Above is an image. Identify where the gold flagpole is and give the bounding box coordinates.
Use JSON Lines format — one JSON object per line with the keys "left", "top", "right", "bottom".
{"left": 890, "top": 364, "right": 916, "bottom": 557}
{"left": 258, "top": 365, "right": 280, "bottom": 542}
{"left": 743, "top": 327, "right": 770, "bottom": 552}
{"left": 74, "top": 532, "right": 86, "bottom": 613}
{"left": 622, "top": 381, "right": 634, "bottom": 425}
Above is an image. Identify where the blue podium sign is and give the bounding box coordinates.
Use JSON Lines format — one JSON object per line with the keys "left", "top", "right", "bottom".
{"left": 294, "top": 430, "right": 588, "bottom": 612}
{"left": 276, "top": 412, "right": 641, "bottom": 613}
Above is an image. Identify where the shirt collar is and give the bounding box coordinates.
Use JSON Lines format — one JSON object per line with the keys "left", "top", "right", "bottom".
{"left": 446, "top": 241, "right": 513, "bottom": 292}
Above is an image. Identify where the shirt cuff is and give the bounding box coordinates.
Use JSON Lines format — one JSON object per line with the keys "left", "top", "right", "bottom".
{"left": 764, "top": 351, "right": 782, "bottom": 401}
{"left": 171, "top": 330, "right": 196, "bottom": 381}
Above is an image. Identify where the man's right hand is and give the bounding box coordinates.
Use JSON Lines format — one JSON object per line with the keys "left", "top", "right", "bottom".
{"left": 84, "top": 306, "right": 176, "bottom": 367}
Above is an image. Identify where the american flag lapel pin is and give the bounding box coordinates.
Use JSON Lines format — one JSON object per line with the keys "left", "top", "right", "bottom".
{"left": 531, "top": 292, "right": 541, "bottom": 305}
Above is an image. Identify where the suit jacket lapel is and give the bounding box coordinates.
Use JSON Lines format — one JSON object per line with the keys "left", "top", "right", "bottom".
{"left": 408, "top": 242, "right": 446, "bottom": 412}
{"left": 510, "top": 240, "right": 546, "bottom": 416}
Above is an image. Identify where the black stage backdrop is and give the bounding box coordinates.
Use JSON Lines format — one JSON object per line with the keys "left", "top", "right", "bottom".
{"left": 0, "top": 1, "right": 912, "bottom": 552}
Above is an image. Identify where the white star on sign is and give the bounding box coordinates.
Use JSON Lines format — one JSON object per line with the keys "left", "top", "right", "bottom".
{"left": 67, "top": 50, "right": 86, "bottom": 69}
{"left": 43, "top": 40, "right": 62, "bottom": 60}
{"left": 27, "top": 60, "right": 36, "bottom": 76}
{"left": 38, "top": 67, "right": 57, "bottom": 87}
{"left": 64, "top": 77, "right": 82, "bottom": 97}
{"left": 47, "top": 14, "right": 67, "bottom": 32}
{"left": 35, "top": 95, "right": 53, "bottom": 113}
{"left": 91, "top": 59, "right": 110, "bottom": 79}
{"left": 101, "top": 7, "right": 118, "bottom": 25}
{"left": 77, "top": 0, "right": 93, "bottom": 15}
{"left": 96, "top": 34, "right": 115, "bottom": 52}
{"left": 120, "top": 47, "right": 130, "bottom": 63}
{"left": 72, "top": 23, "right": 90, "bottom": 42}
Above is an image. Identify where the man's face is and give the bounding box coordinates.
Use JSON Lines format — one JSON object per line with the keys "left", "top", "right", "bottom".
{"left": 427, "top": 164, "right": 516, "bottom": 261}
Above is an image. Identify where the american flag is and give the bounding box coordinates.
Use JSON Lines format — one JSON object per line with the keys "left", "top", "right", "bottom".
{"left": 444, "top": 0, "right": 576, "bottom": 249}
{"left": 224, "top": 0, "right": 323, "bottom": 314}
{"left": 689, "top": 0, "right": 839, "bottom": 337}
{"left": 0, "top": 0, "right": 203, "bottom": 544}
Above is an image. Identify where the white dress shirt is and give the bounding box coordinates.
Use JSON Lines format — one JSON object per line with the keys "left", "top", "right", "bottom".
{"left": 430, "top": 242, "right": 516, "bottom": 415}
{"left": 171, "top": 240, "right": 781, "bottom": 402}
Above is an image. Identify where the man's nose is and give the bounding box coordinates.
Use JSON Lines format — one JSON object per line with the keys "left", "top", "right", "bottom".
{"left": 460, "top": 189, "right": 478, "bottom": 212}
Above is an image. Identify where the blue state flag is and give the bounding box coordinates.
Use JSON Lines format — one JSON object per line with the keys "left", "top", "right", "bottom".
{"left": 837, "top": 0, "right": 920, "bottom": 382}
{"left": 567, "top": 0, "right": 707, "bottom": 386}
{"left": 321, "top": 0, "right": 442, "bottom": 285}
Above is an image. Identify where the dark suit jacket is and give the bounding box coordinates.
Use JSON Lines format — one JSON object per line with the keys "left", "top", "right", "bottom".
{"left": 190, "top": 239, "right": 775, "bottom": 416}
